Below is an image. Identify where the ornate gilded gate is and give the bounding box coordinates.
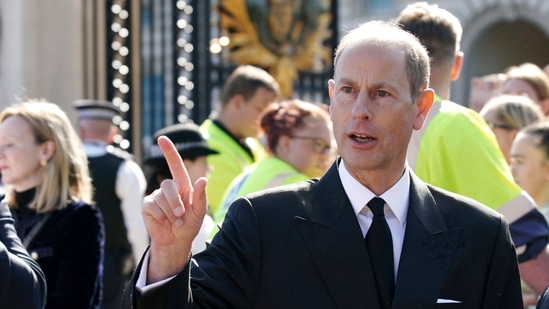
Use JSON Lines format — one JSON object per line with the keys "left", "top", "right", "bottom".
{"left": 103, "top": 0, "right": 338, "bottom": 158}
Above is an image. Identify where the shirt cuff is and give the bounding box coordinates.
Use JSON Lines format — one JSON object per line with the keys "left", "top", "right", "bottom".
{"left": 135, "top": 250, "right": 177, "bottom": 293}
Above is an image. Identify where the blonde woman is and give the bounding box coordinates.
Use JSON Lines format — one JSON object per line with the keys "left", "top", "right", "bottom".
{"left": 503, "top": 62, "right": 549, "bottom": 116}
{"left": 480, "top": 94, "right": 545, "bottom": 163}
{"left": 0, "top": 100, "right": 104, "bottom": 308}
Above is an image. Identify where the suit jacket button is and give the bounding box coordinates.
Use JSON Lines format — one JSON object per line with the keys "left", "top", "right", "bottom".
{"left": 30, "top": 251, "right": 39, "bottom": 260}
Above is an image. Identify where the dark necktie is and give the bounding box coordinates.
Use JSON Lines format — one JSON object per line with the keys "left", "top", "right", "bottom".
{"left": 365, "top": 197, "right": 395, "bottom": 308}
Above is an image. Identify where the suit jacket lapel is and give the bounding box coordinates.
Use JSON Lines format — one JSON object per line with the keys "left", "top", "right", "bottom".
{"left": 294, "top": 161, "right": 381, "bottom": 308}
{"left": 294, "top": 164, "right": 463, "bottom": 307}
{"left": 392, "top": 172, "right": 463, "bottom": 307}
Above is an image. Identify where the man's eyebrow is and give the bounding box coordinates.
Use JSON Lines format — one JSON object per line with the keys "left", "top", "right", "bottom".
{"left": 335, "top": 76, "right": 405, "bottom": 95}
{"left": 336, "top": 77, "right": 357, "bottom": 86}
{"left": 370, "top": 81, "right": 401, "bottom": 92}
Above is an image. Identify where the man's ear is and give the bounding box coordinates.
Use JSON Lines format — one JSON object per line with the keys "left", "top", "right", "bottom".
{"left": 231, "top": 94, "right": 245, "bottom": 110}
{"left": 275, "top": 135, "right": 292, "bottom": 157}
{"left": 544, "top": 161, "right": 549, "bottom": 182}
{"left": 328, "top": 79, "right": 335, "bottom": 120}
{"left": 328, "top": 79, "right": 335, "bottom": 101}
{"left": 450, "top": 52, "right": 464, "bottom": 81}
{"left": 414, "top": 88, "right": 435, "bottom": 130}
{"left": 108, "top": 125, "right": 118, "bottom": 144}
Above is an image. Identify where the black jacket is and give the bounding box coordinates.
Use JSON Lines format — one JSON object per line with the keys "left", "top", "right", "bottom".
{"left": 11, "top": 190, "right": 105, "bottom": 309}
{"left": 538, "top": 285, "right": 549, "bottom": 309}
{"left": 0, "top": 200, "right": 46, "bottom": 309}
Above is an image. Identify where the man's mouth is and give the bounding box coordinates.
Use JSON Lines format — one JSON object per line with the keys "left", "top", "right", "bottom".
{"left": 351, "top": 134, "right": 375, "bottom": 143}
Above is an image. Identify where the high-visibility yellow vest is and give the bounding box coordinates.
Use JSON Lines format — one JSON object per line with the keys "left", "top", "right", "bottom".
{"left": 199, "top": 119, "right": 267, "bottom": 214}
{"left": 216, "top": 157, "right": 309, "bottom": 221}
{"left": 408, "top": 100, "right": 547, "bottom": 261}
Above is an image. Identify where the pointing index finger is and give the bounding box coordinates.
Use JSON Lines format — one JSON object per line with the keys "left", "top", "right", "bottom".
{"left": 157, "top": 135, "right": 192, "bottom": 197}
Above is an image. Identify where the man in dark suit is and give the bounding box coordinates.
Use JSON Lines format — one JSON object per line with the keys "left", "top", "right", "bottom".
{"left": 123, "top": 20, "right": 522, "bottom": 308}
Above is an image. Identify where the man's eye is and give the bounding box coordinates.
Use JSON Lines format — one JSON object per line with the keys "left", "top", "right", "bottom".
{"left": 341, "top": 86, "right": 353, "bottom": 93}
{"left": 376, "top": 90, "right": 389, "bottom": 97}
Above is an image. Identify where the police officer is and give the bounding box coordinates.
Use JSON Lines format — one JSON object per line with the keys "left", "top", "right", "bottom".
{"left": 74, "top": 99, "right": 148, "bottom": 309}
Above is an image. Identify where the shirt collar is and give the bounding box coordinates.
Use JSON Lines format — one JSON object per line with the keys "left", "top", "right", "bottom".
{"left": 83, "top": 140, "right": 108, "bottom": 157}
{"left": 339, "top": 160, "right": 410, "bottom": 227}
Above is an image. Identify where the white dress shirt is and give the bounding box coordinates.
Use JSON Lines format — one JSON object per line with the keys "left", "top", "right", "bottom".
{"left": 338, "top": 160, "right": 409, "bottom": 278}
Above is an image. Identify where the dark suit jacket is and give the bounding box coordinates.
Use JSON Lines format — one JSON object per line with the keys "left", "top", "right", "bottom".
{"left": 0, "top": 201, "right": 46, "bottom": 309}
{"left": 538, "top": 285, "right": 549, "bottom": 309}
{"left": 124, "top": 161, "right": 522, "bottom": 308}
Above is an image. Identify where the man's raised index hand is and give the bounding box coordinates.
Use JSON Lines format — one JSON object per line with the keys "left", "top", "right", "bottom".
{"left": 157, "top": 135, "right": 193, "bottom": 205}
{"left": 156, "top": 135, "right": 208, "bottom": 224}
{"left": 143, "top": 136, "right": 209, "bottom": 283}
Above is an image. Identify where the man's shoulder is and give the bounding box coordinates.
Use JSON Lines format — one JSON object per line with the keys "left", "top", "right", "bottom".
{"left": 106, "top": 145, "right": 134, "bottom": 160}
{"left": 245, "top": 178, "right": 316, "bottom": 199}
{"left": 237, "top": 178, "right": 318, "bottom": 208}
{"left": 228, "top": 179, "right": 318, "bottom": 220}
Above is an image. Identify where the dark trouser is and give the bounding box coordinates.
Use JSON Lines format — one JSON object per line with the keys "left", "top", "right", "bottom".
{"left": 101, "top": 251, "right": 134, "bottom": 309}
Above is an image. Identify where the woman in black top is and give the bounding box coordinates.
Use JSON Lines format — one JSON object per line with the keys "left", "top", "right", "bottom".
{"left": 0, "top": 100, "right": 104, "bottom": 309}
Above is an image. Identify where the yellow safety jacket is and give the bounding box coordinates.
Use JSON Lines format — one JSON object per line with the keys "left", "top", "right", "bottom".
{"left": 407, "top": 99, "right": 548, "bottom": 262}
{"left": 199, "top": 119, "right": 267, "bottom": 214}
